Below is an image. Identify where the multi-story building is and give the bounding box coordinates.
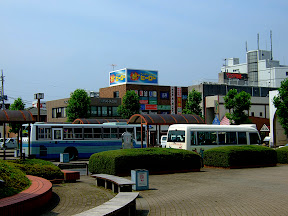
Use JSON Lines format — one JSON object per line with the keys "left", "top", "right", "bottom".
{"left": 100, "top": 68, "right": 188, "bottom": 114}
{"left": 188, "top": 83, "right": 277, "bottom": 124}
{"left": 219, "top": 49, "right": 288, "bottom": 88}
{"left": 46, "top": 97, "right": 121, "bottom": 122}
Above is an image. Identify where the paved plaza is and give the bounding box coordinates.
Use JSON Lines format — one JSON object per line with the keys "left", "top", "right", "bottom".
{"left": 39, "top": 165, "right": 288, "bottom": 216}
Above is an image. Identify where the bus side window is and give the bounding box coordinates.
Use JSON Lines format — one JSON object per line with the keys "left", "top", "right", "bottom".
{"left": 84, "top": 128, "right": 93, "bottom": 139}
{"left": 103, "top": 128, "right": 111, "bottom": 138}
{"left": 111, "top": 128, "right": 118, "bottom": 138}
{"left": 93, "top": 128, "right": 102, "bottom": 139}
{"left": 238, "top": 132, "right": 247, "bottom": 144}
{"left": 190, "top": 131, "right": 196, "bottom": 145}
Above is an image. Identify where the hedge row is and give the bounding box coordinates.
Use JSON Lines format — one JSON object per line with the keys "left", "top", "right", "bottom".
{"left": 203, "top": 145, "right": 277, "bottom": 168}
{"left": 7, "top": 159, "right": 64, "bottom": 180}
{"left": 89, "top": 148, "right": 201, "bottom": 176}
{"left": 276, "top": 147, "right": 288, "bottom": 164}
{"left": 0, "top": 160, "right": 31, "bottom": 199}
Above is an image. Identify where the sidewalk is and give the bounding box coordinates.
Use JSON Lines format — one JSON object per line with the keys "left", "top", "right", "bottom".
{"left": 39, "top": 164, "right": 288, "bottom": 216}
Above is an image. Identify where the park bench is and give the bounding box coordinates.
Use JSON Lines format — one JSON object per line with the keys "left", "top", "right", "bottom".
{"left": 74, "top": 192, "right": 139, "bottom": 216}
{"left": 91, "top": 174, "right": 135, "bottom": 193}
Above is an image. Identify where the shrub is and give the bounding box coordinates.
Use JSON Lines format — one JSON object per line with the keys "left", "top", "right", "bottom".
{"left": 276, "top": 147, "right": 288, "bottom": 164}
{"left": 89, "top": 148, "right": 201, "bottom": 176}
{"left": 7, "top": 159, "right": 64, "bottom": 180}
{"left": 0, "top": 160, "right": 31, "bottom": 199}
{"left": 203, "top": 145, "right": 277, "bottom": 168}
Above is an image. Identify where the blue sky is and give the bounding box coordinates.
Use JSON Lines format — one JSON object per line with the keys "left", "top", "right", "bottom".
{"left": 0, "top": 0, "right": 287, "bottom": 106}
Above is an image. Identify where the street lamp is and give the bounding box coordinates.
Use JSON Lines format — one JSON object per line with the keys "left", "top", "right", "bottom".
{"left": 34, "top": 93, "right": 44, "bottom": 122}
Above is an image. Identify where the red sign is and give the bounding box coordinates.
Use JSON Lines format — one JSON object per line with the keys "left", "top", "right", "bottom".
{"left": 145, "top": 104, "right": 157, "bottom": 110}
{"left": 140, "top": 100, "right": 148, "bottom": 104}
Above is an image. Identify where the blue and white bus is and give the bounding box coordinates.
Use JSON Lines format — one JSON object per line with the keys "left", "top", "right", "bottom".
{"left": 22, "top": 123, "right": 147, "bottom": 160}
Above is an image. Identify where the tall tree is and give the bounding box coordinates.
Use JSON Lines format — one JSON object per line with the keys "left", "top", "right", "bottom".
{"left": 273, "top": 78, "right": 288, "bottom": 136}
{"left": 182, "top": 89, "right": 202, "bottom": 117}
{"left": 117, "top": 90, "right": 140, "bottom": 119}
{"left": 66, "top": 89, "right": 91, "bottom": 122}
{"left": 9, "top": 97, "right": 25, "bottom": 146}
{"left": 224, "top": 89, "right": 251, "bottom": 125}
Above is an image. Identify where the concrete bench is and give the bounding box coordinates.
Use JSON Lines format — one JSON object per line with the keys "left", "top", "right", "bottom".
{"left": 91, "top": 174, "right": 135, "bottom": 193}
{"left": 74, "top": 192, "right": 139, "bottom": 216}
{"left": 62, "top": 170, "right": 80, "bottom": 182}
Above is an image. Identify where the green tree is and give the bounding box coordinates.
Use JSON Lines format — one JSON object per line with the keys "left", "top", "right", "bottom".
{"left": 117, "top": 90, "right": 140, "bottom": 119}
{"left": 66, "top": 89, "right": 91, "bottom": 122}
{"left": 9, "top": 97, "right": 25, "bottom": 146}
{"left": 182, "top": 89, "right": 202, "bottom": 117}
{"left": 273, "top": 79, "right": 288, "bottom": 136}
{"left": 224, "top": 89, "right": 251, "bottom": 125}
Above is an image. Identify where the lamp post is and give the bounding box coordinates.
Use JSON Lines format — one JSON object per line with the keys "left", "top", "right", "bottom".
{"left": 34, "top": 93, "right": 44, "bottom": 122}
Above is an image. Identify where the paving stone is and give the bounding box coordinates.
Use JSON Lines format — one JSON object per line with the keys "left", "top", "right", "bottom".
{"left": 38, "top": 165, "right": 288, "bottom": 216}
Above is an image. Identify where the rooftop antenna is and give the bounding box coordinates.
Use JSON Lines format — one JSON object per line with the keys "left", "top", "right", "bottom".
{"left": 270, "top": 30, "right": 273, "bottom": 60}
{"left": 257, "top": 33, "right": 260, "bottom": 50}
{"left": 246, "top": 41, "right": 248, "bottom": 52}
{"left": 111, "top": 64, "right": 117, "bottom": 71}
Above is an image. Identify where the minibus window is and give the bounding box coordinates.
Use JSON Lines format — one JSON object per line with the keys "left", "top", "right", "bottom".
{"left": 197, "top": 131, "right": 217, "bottom": 145}
{"left": 238, "top": 132, "right": 247, "bottom": 144}
{"left": 249, "top": 133, "right": 261, "bottom": 144}
{"left": 190, "top": 131, "right": 196, "bottom": 145}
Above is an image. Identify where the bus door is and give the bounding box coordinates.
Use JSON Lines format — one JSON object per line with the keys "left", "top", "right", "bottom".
{"left": 52, "top": 128, "right": 63, "bottom": 141}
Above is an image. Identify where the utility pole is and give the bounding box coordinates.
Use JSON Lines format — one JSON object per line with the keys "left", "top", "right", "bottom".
{"left": 1, "top": 70, "right": 7, "bottom": 159}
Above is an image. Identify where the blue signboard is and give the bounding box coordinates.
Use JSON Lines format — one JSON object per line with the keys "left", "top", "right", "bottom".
{"left": 126, "top": 69, "right": 158, "bottom": 85}
{"left": 160, "top": 92, "right": 169, "bottom": 99}
{"left": 212, "top": 116, "right": 220, "bottom": 125}
{"left": 110, "top": 69, "right": 126, "bottom": 86}
{"left": 140, "top": 104, "right": 146, "bottom": 110}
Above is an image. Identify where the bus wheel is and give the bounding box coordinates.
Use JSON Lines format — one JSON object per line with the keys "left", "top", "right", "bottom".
{"left": 64, "top": 147, "right": 78, "bottom": 161}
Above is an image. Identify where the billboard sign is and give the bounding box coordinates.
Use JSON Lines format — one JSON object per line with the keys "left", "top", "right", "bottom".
{"left": 224, "top": 72, "right": 248, "bottom": 80}
{"left": 127, "top": 69, "right": 158, "bottom": 85}
{"left": 109, "top": 69, "right": 126, "bottom": 86}
{"left": 109, "top": 68, "right": 158, "bottom": 86}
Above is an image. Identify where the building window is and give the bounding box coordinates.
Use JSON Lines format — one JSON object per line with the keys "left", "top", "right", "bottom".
{"left": 114, "top": 91, "right": 119, "bottom": 98}
{"left": 260, "top": 112, "right": 263, "bottom": 117}
{"left": 52, "top": 107, "right": 67, "bottom": 118}
{"left": 286, "top": 72, "right": 288, "bottom": 76}
{"left": 251, "top": 112, "right": 254, "bottom": 117}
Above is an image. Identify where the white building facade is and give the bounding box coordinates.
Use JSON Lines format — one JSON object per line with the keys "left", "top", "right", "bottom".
{"left": 220, "top": 50, "right": 288, "bottom": 88}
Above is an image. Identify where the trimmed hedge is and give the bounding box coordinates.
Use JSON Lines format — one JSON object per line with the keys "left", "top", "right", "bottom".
{"left": 0, "top": 160, "right": 31, "bottom": 199}
{"left": 203, "top": 145, "right": 277, "bottom": 168}
{"left": 276, "top": 147, "right": 288, "bottom": 164}
{"left": 89, "top": 148, "right": 201, "bottom": 176}
{"left": 7, "top": 159, "right": 64, "bottom": 180}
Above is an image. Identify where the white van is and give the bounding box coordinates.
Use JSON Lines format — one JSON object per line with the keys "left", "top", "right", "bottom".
{"left": 0, "top": 138, "right": 17, "bottom": 149}
{"left": 161, "top": 135, "right": 167, "bottom": 148}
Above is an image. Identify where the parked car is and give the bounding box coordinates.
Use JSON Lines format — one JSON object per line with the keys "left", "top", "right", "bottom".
{"left": 161, "top": 135, "right": 167, "bottom": 148}
{"left": 0, "top": 138, "right": 17, "bottom": 149}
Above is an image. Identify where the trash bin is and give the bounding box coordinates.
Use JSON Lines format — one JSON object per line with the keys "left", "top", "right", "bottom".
{"left": 60, "top": 153, "right": 70, "bottom": 163}
{"left": 131, "top": 169, "right": 149, "bottom": 191}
